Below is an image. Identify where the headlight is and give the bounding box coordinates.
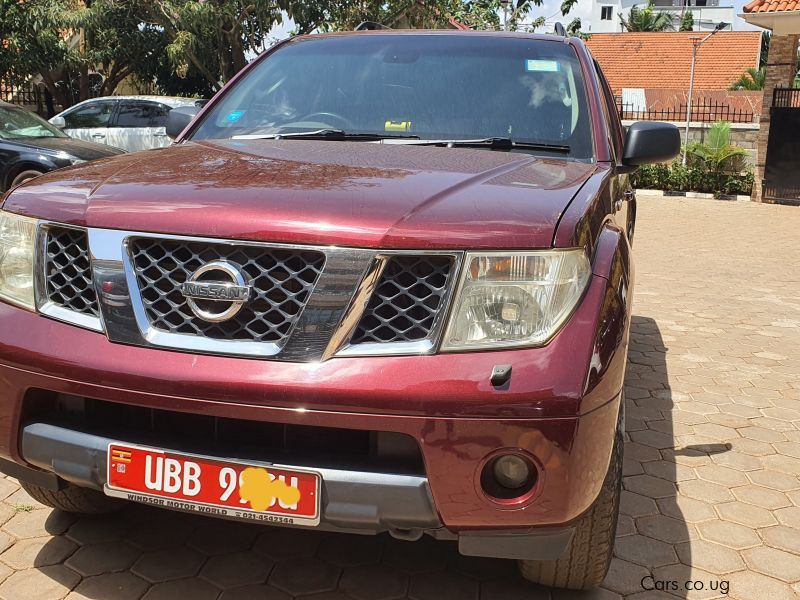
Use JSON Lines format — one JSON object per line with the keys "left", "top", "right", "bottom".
{"left": 0, "top": 211, "right": 38, "bottom": 310}
{"left": 442, "top": 249, "right": 591, "bottom": 350}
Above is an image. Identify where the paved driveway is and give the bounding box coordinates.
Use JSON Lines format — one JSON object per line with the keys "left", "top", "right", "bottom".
{"left": 0, "top": 196, "right": 798, "bottom": 600}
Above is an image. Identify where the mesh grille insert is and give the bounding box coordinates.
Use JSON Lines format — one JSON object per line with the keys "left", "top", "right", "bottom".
{"left": 351, "top": 255, "right": 454, "bottom": 344}
{"left": 44, "top": 227, "right": 99, "bottom": 317}
{"left": 130, "top": 239, "right": 325, "bottom": 344}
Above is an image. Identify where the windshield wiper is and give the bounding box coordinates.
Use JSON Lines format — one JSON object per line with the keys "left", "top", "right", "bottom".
{"left": 231, "top": 129, "right": 419, "bottom": 141}
{"left": 383, "top": 137, "right": 570, "bottom": 153}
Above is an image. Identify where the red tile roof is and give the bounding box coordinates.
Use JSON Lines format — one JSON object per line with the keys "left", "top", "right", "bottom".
{"left": 585, "top": 32, "right": 762, "bottom": 96}
{"left": 743, "top": 0, "right": 800, "bottom": 13}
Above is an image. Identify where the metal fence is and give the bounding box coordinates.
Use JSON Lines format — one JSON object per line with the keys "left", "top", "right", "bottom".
{"left": 618, "top": 100, "right": 756, "bottom": 124}
{"left": 772, "top": 87, "right": 800, "bottom": 109}
{"left": 0, "top": 80, "right": 44, "bottom": 104}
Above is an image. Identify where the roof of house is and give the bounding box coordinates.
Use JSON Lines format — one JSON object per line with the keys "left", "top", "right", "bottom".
{"left": 585, "top": 32, "right": 762, "bottom": 96}
{"left": 743, "top": 0, "right": 799, "bottom": 13}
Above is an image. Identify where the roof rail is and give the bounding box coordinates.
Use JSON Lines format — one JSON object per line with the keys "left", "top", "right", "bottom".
{"left": 355, "top": 21, "right": 391, "bottom": 31}
{"left": 553, "top": 22, "right": 567, "bottom": 37}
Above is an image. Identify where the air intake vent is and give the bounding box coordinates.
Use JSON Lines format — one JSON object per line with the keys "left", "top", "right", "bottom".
{"left": 44, "top": 227, "right": 99, "bottom": 317}
{"left": 351, "top": 255, "right": 454, "bottom": 345}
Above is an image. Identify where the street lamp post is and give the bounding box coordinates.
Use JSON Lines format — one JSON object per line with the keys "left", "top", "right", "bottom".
{"left": 683, "top": 22, "right": 728, "bottom": 166}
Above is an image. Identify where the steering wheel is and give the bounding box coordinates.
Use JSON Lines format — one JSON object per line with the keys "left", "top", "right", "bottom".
{"left": 296, "top": 112, "right": 355, "bottom": 130}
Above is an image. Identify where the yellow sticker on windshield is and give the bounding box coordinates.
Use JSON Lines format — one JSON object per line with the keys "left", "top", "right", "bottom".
{"left": 385, "top": 120, "right": 412, "bottom": 132}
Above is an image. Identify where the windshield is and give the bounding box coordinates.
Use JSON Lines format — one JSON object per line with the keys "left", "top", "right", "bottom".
{"left": 0, "top": 107, "right": 67, "bottom": 139}
{"left": 190, "top": 34, "right": 594, "bottom": 159}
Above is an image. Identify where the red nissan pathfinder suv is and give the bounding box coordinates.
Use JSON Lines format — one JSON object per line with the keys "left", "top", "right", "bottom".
{"left": 0, "top": 31, "right": 679, "bottom": 589}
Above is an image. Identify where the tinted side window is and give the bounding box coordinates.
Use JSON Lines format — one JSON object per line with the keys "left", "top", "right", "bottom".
{"left": 63, "top": 102, "right": 115, "bottom": 128}
{"left": 116, "top": 102, "right": 169, "bottom": 127}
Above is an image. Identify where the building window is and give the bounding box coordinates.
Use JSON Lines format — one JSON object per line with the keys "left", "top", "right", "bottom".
{"left": 601, "top": 6, "right": 614, "bottom": 19}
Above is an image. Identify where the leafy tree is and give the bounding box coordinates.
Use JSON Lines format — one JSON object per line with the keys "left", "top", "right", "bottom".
{"left": 1, "top": 0, "right": 167, "bottom": 109}
{"left": 730, "top": 67, "right": 765, "bottom": 91}
{"left": 138, "top": 0, "right": 289, "bottom": 91}
{"left": 448, "top": 0, "right": 579, "bottom": 33}
{"left": 679, "top": 10, "right": 693, "bottom": 32}
{"left": 619, "top": 2, "right": 675, "bottom": 32}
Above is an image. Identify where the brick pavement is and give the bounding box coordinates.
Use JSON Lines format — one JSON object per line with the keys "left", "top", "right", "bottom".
{"left": 0, "top": 196, "right": 798, "bottom": 599}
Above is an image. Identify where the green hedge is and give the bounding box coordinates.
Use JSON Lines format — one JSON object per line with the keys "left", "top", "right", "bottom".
{"left": 631, "top": 162, "right": 754, "bottom": 197}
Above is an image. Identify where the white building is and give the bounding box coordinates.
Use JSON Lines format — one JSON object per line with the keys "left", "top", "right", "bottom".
{"left": 590, "top": 0, "right": 736, "bottom": 33}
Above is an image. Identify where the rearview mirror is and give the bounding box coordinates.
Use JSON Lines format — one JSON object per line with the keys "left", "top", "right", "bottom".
{"left": 621, "top": 121, "right": 681, "bottom": 168}
{"left": 50, "top": 116, "right": 66, "bottom": 129}
{"left": 166, "top": 106, "right": 200, "bottom": 139}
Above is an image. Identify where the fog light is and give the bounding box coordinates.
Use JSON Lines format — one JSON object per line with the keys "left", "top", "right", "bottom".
{"left": 493, "top": 455, "right": 530, "bottom": 489}
{"left": 480, "top": 452, "right": 538, "bottom": 503}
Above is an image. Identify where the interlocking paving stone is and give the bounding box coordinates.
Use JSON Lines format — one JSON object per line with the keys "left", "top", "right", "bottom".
{"left": 218, "top": 584, "right": 291, "bottom": 600}
{"left": 732, "top": 485, "right": 792, "bottom": 510}
{"left": 252, "top": 527, "right": 323, "bottom": 562}
{"left": 725, "top": 570, "right": 800, "bottom": 600}
{"left": 716, "top": 501, "right": 778, "bottom": 528}
{"left": 268, "top": 556, "right": 341, "bottom": 596}
{"left": 742, "top": 546, "right": 800, "bottom": 583}
{"left": 140, "top": 577, "right": 220, "bottom": 600}
{"left": 675, "top": 538, "right": 746, "bottom": 575}
{"left": 0, "top": 565, "right": 80, "bottom": 600}
{"left": 0, "top": 197, "right": 795, "bottom": 598}
{"left": 0, "top": 536, "right": 76, "bottom": 570}
{"left": 5, "top": 509, "right": 74, "bottom": 540}
{"left": 696, "top": 519, "right": 761, "bottom": 550}
{"left": 131, "top": 546, "right": 205, "bottom": 583}
{"left": 760, "top": 525, "right": 800, "bottom": 554}
{"left": 64, "top": 541, "right": 139, "bottom": 577}
{"left": 407, "top": 571, "right": 479, "bottom": 600}
{"left": 64, "top": 572, "right": 149, "bottom": 600}
{"left": 199, "top": 550, "right": 272, "bottom": 588}
{"left": 636, "top": 515, "right": 696, "bottom": 544}
{"left": 614, "top": 534, "right": 678, "bottom": 567}
{"left": 318, "top": 533, "right": 384, "bottom": 568}
{"left": 339, "top": 565, "right": 409, "bottom": 600}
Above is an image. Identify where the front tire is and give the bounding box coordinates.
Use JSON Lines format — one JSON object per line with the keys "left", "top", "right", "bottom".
{"left": 19, "top": 480, "right": 121, "bottom": 514}
{"left": 518, "top": 404, "right": 623, "bottom": 590}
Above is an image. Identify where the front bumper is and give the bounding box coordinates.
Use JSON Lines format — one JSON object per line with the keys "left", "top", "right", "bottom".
{"left": 18, "top": 422, "right": 577, "bottom": 560}
{"left": 0, "top": 259, "right": 628, "bottom": 551}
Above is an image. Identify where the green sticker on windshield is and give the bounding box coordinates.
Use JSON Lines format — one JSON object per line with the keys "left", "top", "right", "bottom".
{"left": 525, "top": 60, "right": 560, "bottom": 72}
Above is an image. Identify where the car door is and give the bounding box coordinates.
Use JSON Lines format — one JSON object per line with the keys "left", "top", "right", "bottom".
{"left": 109, "top": 101, "right": 171, "bottom": 152}
{"left": 594, "top": 63, "right": 636, "bottom": 244}
{"left": 61, "top": 100, "right": 117, "bottom": 147}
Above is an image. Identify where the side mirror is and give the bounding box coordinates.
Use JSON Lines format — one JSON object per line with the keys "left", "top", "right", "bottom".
{"left": 50, "top": 116, "right": 66, "bottom": 129}
{"left": 621, "top": 121, "right": 681, "bottom": 168}
{"left": 166, "top": 106, "right": 200, "bottom": 139}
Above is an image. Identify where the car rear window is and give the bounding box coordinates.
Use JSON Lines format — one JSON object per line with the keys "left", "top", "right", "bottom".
{"left": 190, "top": 34, "right": 594, "bottom": 160}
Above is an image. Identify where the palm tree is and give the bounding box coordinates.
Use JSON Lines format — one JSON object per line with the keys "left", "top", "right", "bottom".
{"left": 619, "top": 2, "right": 675, "bottom": 32}
{"left": 730, "top": 68, "right": 766, "bottom": 91}
{"left": 679, "top": 10, "right": 694, "bottom": 31}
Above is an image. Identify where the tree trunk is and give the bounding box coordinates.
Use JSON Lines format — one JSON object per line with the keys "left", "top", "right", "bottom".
{"left": 40, "top": 73, "right": 70, "bottom": 111}
{"left": 229, "top": 31, "right": 248, "bottom": 76}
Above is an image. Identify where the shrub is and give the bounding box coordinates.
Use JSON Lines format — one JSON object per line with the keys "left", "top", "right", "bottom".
{"left": 631, "top": 161, "right": 753, "bottom": 196}
{"left": 630, "top": 121, "right": 753, "bottom": 197}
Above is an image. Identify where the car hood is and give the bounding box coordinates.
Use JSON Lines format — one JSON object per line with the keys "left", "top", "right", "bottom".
{"left": 8, "top": 136, "right": 124, "bottom": 160}
{"left": 4, "top": 139, "right": 597, "bottom": 249}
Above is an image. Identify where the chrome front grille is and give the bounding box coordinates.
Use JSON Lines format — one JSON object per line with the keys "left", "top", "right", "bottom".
{"left": 129, "top": 238, "right": 325, "bottom": 345}
{"left": 351, "top": 255, "right": 454, "bottom": 345}
{"left": 43, "top": 227, "right": 100, "bottom": 318}
{"left": 36, "top": 224, "right": 462, "bottom": 360}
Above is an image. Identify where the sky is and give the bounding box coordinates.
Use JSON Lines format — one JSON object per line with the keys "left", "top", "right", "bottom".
{"left": 265, "top": 0, "right": 762, "bottom": 43}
